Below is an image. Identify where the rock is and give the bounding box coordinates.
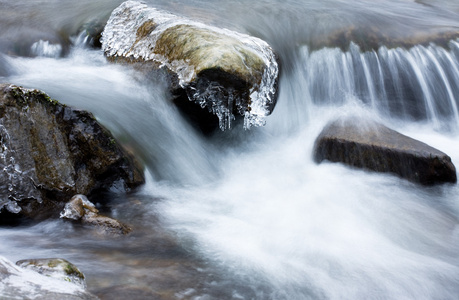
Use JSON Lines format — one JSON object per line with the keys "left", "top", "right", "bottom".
{"left": 309, "top": 25, "right": 459, "bottom": 52}
{"left": 76, "top": 14, "right": 112, "bottom": 49}
{"left": 101, "top": 0, "right": 279, "bottom": 131}
{"left": 313, "top": 117, "right": 457, "bottom": 185}
{"left": 61, "top": 195, "right": 131, "bottom": 235}
{"left": 16, "top": 258, "right": 87, "bottom": 289}
{"left": 60, "top": 195, "right": 88, "bottom": 221}
{"left": 0, "top": 84, "right": 145, "bottom": 219}
{"left": 0, "top": 255, "right": 97, "bottom": 300}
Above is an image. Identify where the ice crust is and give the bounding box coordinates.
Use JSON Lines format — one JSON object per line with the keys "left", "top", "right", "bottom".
{"left": 102, "top": 0, "right": 278, "bottom": 130}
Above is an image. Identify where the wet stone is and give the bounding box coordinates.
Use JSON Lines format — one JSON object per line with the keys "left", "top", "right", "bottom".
{"left": 313, "top": 116, "right": 457, "bottom": 185}
{"left": 61, "top": 194, "right": 132, "bottom": 235}
{"left": 0, "top": 84, "right": 145, "bottom": 220}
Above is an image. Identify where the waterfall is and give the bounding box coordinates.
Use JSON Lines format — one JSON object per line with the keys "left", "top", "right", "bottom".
{"left": 301, "top": 41, "right": 459, "bottom": 131}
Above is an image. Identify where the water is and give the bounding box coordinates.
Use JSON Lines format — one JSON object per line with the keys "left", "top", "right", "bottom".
{"left": 1, "top": 0, "right": 459, "bottom": 299}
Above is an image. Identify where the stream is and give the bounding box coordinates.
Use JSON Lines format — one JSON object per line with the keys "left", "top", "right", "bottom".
{"left": 1, "top": 0, "right": 459, "bottom": 299}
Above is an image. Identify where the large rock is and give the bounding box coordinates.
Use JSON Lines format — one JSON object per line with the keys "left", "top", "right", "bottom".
{"left": 313, "top": 117, "right": 457, "bottom": 185}
{"left": 101, "top": 0, "right": 279, "bottom": 131}
{"left": 0, "top": 256, "right": 97, "bottom": 300}
{"left": 0, "top": 84, "right": 144, "bottom": 219}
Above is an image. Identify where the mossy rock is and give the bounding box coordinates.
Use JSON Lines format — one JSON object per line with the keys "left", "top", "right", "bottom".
{"left": 16, "top": 258, "right": 86, "bottom": 288}
{"left": 0, "top": 84, "right": 145, "bottom": 219}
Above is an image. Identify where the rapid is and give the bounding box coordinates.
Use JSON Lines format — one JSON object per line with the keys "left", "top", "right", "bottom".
{"left": 1, "top": 0, "right": 459, "bottom": 299}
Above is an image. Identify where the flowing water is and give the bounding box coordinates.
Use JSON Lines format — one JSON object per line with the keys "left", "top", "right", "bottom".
{"left": 1, "top": 0, "right": 459, "bottom": 299}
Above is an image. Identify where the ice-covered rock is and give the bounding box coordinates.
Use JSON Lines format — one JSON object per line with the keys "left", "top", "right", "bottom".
{"left": 16, "top": 258, "right": 87, "bottom": 289}
{"left": 0, "top": 256, "right": 97, "bottom": 300}
{"left": 101, "top": 0, "right": 279, "bottom": 131}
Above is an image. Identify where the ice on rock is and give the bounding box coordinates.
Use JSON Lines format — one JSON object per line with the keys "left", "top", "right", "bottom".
{"left": 101, "top": 0, "right": 279, "bottom": 130}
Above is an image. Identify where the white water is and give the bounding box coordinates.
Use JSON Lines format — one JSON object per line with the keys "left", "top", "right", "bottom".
{"left": 1, "top": 0, "right": 459, "bottom": 299}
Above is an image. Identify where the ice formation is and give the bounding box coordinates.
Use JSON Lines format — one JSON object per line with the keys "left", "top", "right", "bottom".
{"left": 102, "top": 0, "right": 279, "bottom": 130}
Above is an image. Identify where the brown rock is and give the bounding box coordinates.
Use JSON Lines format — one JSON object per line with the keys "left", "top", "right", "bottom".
{"left": 61, "top": 195, "right": 131, "bottom": 235}
{"left": 313, "top": 117, "right": 457, "bottom": 185}
{"left": 101, "top": 1, "right": 279, "bottom": 131}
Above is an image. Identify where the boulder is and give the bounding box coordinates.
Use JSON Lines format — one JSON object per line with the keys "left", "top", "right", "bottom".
{"left": 0, "top": 256, "right": 97, "bottom": 300}
{"left": 101, "top": 0, "right": 279, "bottom": 131}
{"left": 313, "top": 117, "right": 457, "bottom": 185}
{"left": 0, "top": 84, "right": 145, "bottom": 219}
{"left": 61, "top": 195, "right": 131, "bottom": 235}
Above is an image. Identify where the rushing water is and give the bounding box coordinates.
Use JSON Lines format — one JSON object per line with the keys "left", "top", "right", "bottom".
{"left": 1, "top": 0, "right": 459, "bottom": 299}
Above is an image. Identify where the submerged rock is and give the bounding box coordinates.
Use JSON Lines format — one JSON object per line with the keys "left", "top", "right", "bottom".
{"left": 101, "top": 0, "right": 279, "bottom": 131}
{"left": 61, "top": 195, "right": 131, "bottom": 235}
{"left": 313, "top": 117, "right": 457, "bottom": 185}
{"left": 0, "top": 256, "right": 97, "bottom": 300}
{"left": 0, "top": 84, "right": 145, "bottom": 219}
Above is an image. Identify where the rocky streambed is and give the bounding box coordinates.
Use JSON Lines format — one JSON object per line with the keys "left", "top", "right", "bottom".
{"left": 1, "top": 0, "right": 459, "bottom": 299}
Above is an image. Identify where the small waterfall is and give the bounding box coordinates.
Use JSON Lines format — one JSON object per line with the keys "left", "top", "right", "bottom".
{"left": 30, "top": 40, "right": 63, "bottom": 58}
{"left": 302, "top": 41, "right": 459, "bottom": 131}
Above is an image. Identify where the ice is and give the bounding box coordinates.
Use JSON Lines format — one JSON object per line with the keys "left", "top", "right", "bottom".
{"left": 101, "top": 0, "right": 279, "bottom": 130}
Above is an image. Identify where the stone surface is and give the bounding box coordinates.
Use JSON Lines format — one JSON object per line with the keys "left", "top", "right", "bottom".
{"left": 16, "top": 258, "right": 87, "bottom": 289}
{"left": 61, "top": 195, "right": 131, "bottom": 235}
{"left": 313, "top": 117, "right": 457, "bottom": 185}
{"left": 101, "top": 0, "right": 279, "bottom": 131}
{"left": 0, "top": 84, "right": 145, "bottom": 219}
{"left": 309, "top": 23, "right": 459, "bottom": 52}
{"left": 0, "top": 256, "right": 97, "bottom": 300}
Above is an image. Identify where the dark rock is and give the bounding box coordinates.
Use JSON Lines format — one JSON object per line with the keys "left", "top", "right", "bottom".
{"left": 0, "top": 256, "right": 97, "bottom": 300}
{"left": 101, "top": 1, "right": 279, "bottom": 131}
{"left": 0, "top": 84, "right": 145, "bottom": 219}
{"left": 61, "top": 194, "right": 131, "bottom": 235}
{"left": 77, "top": 14, "right": 112, "bottom": 49}
{"left": 313, "top": 117, "right": 457, "bottom": 185}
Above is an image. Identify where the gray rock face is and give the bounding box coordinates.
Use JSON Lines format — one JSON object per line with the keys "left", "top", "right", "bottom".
{"left": 0, "top": 256, "right": 97, "bottom": 300}
{"left": 313, "top": 117, "right": 457, "bottom": 185}
{"left": 101, "top": 0, "right": 279, "bottom": 131}
{"left": 0, "top": 84, "right": 145, "bottom": 219}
